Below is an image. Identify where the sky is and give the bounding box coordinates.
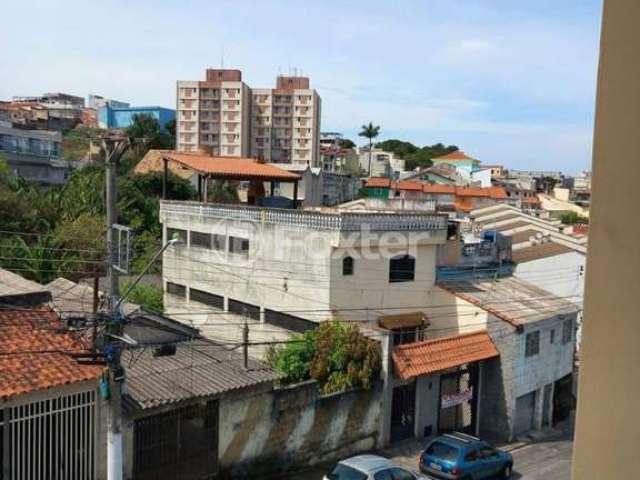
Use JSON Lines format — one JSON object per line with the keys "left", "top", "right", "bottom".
{"left": 0, "top": 0, "right": 603, "bottom": 173}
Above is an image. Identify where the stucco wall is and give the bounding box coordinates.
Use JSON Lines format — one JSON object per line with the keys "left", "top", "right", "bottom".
{"left": 218, "top": 381, "right": 382, "bottom": 477}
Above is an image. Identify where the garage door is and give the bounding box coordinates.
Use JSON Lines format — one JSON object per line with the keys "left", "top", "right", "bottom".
{"left": 513, "top": 391, "right": 536, "bottom": 436}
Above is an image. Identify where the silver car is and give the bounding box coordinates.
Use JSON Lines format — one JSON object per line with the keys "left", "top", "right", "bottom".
{"left": 324, "top": 454, "right": 432, "bottom": 480}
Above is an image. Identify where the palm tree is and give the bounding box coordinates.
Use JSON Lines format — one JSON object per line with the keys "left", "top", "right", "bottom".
{"left": 358, "top": 122, "right": 381, "bottom": 176}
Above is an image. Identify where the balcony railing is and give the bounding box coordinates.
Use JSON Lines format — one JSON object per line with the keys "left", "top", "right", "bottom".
{"left": 160, "top": 201, "right": 447, "bottom": 232}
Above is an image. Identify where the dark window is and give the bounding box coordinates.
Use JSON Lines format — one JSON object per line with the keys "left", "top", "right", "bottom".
{"left": 389, "top": 255, "right": 415, "bottom": 283}
{"left": 550, "top": 329, "right": 556, "bottom": 344}
{"left": 264, "top": 309, "right": 317, "bottom": 333}
{"left": 166, "top": 228, "right": 187, "bottom": 244}
{"left": 373, "top": 470, "right": 393, "bottom": 480}
{"left": 479, "top": 446, "right": 499, "bottom": 459}
{"left": 327, "top": 464, "right": 367, "bottom": 480}
{"left": 525, "top": 330, "right": 540, "bottom": 357}
{"left": 228, "top": 298, "right": 260, "bottom": 321}
{"left": 228, "top": 236, "right": 249, "bottom": 255}
{"left": 425, "top": 441, "right": 459, "bottom": 461}
{"left": 166, "top": 282, "right": 186, "bottom": 298}
{"left": 562, "top": 318, "right": 573, "bottom": 344}
{"left": 189, "top": 288, "right": 224, "bottom": 310}
{"left": 392, "top": 326, "right": 423, "bottom": 347}
{"left": 464, "top": 449, "right": 479, "bottom": 462}
{"left": 190, "top": 231, "right": 211, "bottom": 249}
{"left": 390, "top": 468, "right": 415, "bottom": 480}
{"left": 342, "top": 256, "right": 354, "bottom": 276}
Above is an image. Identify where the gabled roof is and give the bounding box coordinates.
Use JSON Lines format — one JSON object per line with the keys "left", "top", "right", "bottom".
{"left": 0, "top": 267, "right": 51, "bottom": 305}
{"left": 392, "top": 331, "right": 499, "bottom": 380}
{"left": 0, "top": 306, "right": 103, "bottom": 399}
{"left": 134, "top": 149, "right": 196, "bottom": 179}
{"left": 512, "top": 242, "right": 577, "bottom": 263}
{"left": 122, "top": 339, "right": 279, "bottom": 411}
{"left": 438, "top": 276, "right": 579, "bottom": 328}
{"left": 422, "top": 184, "right": 457, "bottom": 194}
{"left": 432, "top": 151, "right": 478, "bottom": 162}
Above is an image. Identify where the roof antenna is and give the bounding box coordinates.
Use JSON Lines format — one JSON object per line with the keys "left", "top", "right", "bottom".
{"left": 221, "top": 43, "right": 224, "bottom": 68}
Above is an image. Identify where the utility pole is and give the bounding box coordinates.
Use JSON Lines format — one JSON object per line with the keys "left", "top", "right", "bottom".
{"left": 102, "top": 136, "right": 131, "bottom": 480}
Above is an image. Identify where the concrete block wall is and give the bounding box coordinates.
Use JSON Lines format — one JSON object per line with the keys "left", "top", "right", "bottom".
{"left": 218, "top": 380, "right": 382, "bottom": 477}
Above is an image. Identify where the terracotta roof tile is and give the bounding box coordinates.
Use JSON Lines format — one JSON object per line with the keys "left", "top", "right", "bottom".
{"left": 0, "top": 307, "right": 103, "bottom": 399}
{"left": 432, "top": 151, "right": 476, "bottom": 161}
{"left": 161, "top": 151, "right": 301, "bottom": 181}
{"left": 392, "top": 331, "right": 498, "bottom": 380}
{"left": 422, "top": 184, "right": 456, "bottom": 194}
{"left": 366, "top": 177, "right": 393, "bottom": 188}
{"left": 394, "top": 181, "right": 423, "bottom": 191}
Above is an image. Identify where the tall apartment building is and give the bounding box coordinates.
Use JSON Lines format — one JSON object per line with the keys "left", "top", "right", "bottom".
{"left": 176, "top": 69, "right": 321, "bottom": 166}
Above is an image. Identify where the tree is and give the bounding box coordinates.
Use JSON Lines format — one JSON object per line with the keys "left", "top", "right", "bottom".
{"left": 120, "top": 281, "right": 164, "bottom": 312}
{"left": 338, "top": 138, "right": 356, "bottom": 149}
{"left": 267, "top": 320, "right": 381, "bottom": 394}
{"left": 358, "top": 122, "right": 381, "bottom": 175}
{"left": 125, "top": 114, "right": 172, "bottom": 156}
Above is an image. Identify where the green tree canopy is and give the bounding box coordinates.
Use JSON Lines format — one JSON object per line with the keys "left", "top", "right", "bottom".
{"left": 376, "top": 140, "right": 459, "bottom": 171}
{"left": 267, "top": 320, "right": 381, "bottom": 394}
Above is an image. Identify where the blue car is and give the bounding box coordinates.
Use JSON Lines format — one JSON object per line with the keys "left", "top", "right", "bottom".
{"left": 419, "top": 432, "right": 513, "bottom": 480}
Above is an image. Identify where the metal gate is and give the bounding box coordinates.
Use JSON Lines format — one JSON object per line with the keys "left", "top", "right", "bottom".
{"left": 134, "top": 401, "right": 218, "bottom": 480}
{"left": 1, "top": 390, "right": 97, "bottom": 480}
{"left": 390, "top": 383, "right": 416, "bottom": 443}
{"left": 438, "top": 366, "right": 478, "bottom": 435}
{"left": 514, "top": 391, "right": 536, "bottom": 436}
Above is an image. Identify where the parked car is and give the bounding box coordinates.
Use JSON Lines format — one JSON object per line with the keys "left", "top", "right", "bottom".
{"left": 419, "top": 432, "right": 513, "bottom": 479}
{"left": 325, "top": 454, "right": 432, "bottom": 480}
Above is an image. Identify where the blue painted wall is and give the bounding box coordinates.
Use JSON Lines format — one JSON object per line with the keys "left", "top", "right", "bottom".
{"left": 98, "top": 106, "right": 175, "bottom": 131}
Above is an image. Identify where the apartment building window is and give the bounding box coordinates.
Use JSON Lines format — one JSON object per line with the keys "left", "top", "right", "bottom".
{"left": 525, "top": 330, "right": 541, "bottom": 357}
{"left": 562, "top": 318, "right": 573, "bottom": 344}
{"left": 228, "top": 236, "right": 249, "bottom": 255}
{"left": 212, "top": 234, "right": 225, "bottom": 250}
{"left": 550, "top": 329, "right": 556, "bottom": 344}
{"left": 189, "top": 288, "right": 224, "bottom": 310}
{"left": 392, "top": 326, "right": 424, "bottom": 347}
{"left": 166, "top": 227, "right": 187, "bottom": 244}
{"left": 190, "top": 231, "right": 212, "bottom": 249}
{"left": 342, "top": 256, "right": 354, "bottom": 276}
{"left": 389, "top": 255, "right": 415, "bottom": 283}
{"left": 166, "top": 282, "right": 186, "bottom": 298}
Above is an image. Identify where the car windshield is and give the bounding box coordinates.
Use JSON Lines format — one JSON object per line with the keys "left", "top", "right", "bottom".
{"left": 327, "top": 463, "right": 368, "bottom": 480}
{"left": 425, "top": 441, "right": 459, "bottom": 462}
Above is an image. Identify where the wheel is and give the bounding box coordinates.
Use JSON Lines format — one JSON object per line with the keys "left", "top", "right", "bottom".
{"left": 501, "top": 463, "right": 513, "bottom": 479}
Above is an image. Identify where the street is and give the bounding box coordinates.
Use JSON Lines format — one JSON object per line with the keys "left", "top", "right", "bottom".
{"left": 278, "top": 436, "right": 573, "bottom": 480}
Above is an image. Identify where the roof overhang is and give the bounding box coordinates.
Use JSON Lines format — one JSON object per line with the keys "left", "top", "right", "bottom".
{"left": 392, "top": 331, "right": 499, "bottom": 380}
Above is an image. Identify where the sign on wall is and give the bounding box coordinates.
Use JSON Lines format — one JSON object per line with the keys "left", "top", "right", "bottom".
{"left": 441, "top": 387, "right": 473, "bottom": 409}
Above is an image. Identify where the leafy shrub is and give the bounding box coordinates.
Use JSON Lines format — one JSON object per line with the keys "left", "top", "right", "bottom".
{"left": 267, "top": 320, "right": 381, "bottom": 394}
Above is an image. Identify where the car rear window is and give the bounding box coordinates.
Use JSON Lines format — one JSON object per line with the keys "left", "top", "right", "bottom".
{"left": 426, "top": 441, "right": 459, "bottom": 461}
{"left": 327, "top": 463, "right": 368, "bottom": 480}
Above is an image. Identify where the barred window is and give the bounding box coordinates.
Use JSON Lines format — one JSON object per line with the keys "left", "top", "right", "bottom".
{"left": 525, "top": 330, "right": 540, "bottom": 357}
{"left": 562, "top": 319, "right": 573, "bottom": 344}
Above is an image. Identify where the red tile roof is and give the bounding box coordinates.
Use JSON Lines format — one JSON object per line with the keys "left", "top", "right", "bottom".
{"left": 422, "top": 184, "right": 456, "bottom": 194}
{"left": 0, "top": 307, "right": 103, "bottom": 399}
{"left": 366, "top": 177, "right": 393, "bottom": 188}
{"left": 432, "top": 151, "right": 476, "bottom": 161}
{"left": 392, "top": 331, "right": 499, "bottom": 380}
{"left": 163, "top": 151, "right": 301, "bottom": 181}
{"left": 394, "top": 181, "right": 424, "bottom": 191}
